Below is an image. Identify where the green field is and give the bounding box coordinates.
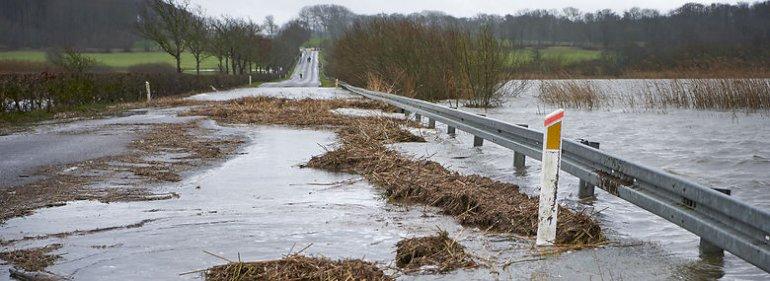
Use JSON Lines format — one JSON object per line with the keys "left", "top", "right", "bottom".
{"left": 507, "top": 46, "right": 601, "bottom": 66}
{"left": 0, "top": 50, "right": 220, "bottom": 71}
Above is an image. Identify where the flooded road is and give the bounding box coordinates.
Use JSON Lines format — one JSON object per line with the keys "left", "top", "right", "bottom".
{"left": 0, "top": 125, "right": 690, "bottom": 280}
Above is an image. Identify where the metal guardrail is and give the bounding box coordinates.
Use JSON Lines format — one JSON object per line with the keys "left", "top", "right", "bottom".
{"left": 341, "top": 82, "right": 770, "bottom": 272}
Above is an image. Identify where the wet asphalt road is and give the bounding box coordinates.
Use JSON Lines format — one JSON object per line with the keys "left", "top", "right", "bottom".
{"left": 0, "top": 108, "right": 198, "bottom": 188}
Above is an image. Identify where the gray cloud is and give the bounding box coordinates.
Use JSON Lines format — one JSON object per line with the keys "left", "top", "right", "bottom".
{"left": 190, "top": 0, "right": 746, "bottom": 24}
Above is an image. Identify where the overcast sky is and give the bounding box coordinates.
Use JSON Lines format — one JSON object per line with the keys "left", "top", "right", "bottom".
{"left": 190, "top": 0, "right": 747, "bottom": 24}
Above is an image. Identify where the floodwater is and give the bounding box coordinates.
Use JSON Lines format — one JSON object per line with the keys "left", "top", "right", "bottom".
{"left": 396, "top": 79, "right": 769, "bottom": 279}
{"left": 0, "top": 107, "right": 200, "bottom": 187}
{"left": 0, "top": 124, "right": 693, "bottom": 281}
{"left": 3, "top": 71, "right": 768, "bottom": 278}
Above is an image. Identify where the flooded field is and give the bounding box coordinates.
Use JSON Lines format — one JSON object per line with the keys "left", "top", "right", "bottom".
{"left": 416, "top": 79, "right": 769, "bottom": 279}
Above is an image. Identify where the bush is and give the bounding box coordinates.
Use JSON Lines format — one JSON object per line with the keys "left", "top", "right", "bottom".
{"left": 46, "top": 48, "right": 97, "bottom": 73}
{"left": 127, "top": 63, "right": 177, "bottom": 74}
{"left": 1, "top": 72, "right": 278, "bottom": 113}
{"left": 328, "top": 19, "right": 511, "bottom": 108}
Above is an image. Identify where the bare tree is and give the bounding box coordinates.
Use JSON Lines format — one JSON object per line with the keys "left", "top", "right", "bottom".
{"left": 136, "top": 0, "right": 191, "bottom": 73}
{"left": 263, "top": 15, "right": 278, "bottom": 37}
{"left": 186, "top": 8, "right": 210, "bottom": 75}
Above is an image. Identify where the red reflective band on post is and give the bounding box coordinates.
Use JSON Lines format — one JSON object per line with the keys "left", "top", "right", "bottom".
{"left": 544, "top": 109, "right": 565, "bottom": 127}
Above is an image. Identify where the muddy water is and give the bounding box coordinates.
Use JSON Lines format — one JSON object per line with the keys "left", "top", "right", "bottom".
{"left": 398, "top": 80, "right": 768, "bottom": 279}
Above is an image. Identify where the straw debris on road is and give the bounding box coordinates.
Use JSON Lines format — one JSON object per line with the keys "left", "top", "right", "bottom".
{"left": 0, "top": 243, "right": 62, "bottom": 272}
{"left": 205, "top": 254, "right": 394, "bottom": 281}
{"left": 0, "top": 121, "right": 243, "bottom": 223}
{"left": 395, "top": 230, "right": 477, "bottom": 273}
{"left": 192, "top": 97, "right": 604, "bottom": 245}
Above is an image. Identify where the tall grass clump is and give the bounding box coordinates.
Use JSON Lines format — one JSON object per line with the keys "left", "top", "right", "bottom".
{"left": 328, "top": 19, "right": 512, "bottom": 108}
{"left": 640, "top": 78, "right": 770, "bottom": 112}
{"left": 537, "top": 80, "right": 605, "bottom": 110}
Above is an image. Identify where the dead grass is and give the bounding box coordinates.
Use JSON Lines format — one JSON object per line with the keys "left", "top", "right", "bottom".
{"left": 395, "top": 230, "right": 476, "bottom": 273}
{"left": 0, "top": 122, "right": 242, "bottom": 223}
{"left": 185, "top": 96, "right": 398, "bottom": 127}
{"left": 205, "top": 254, "right": 393, "bottom": 281}
{"left": 641, "top": 78, "right": 770, "bottom": 112}
{"left": 537, "top": 79, "right": 770, "bottom": 113}
{"left": 0, "top": 244, "right": 62, "bottom": 272}
{"left": 538, "top": 80, "right": 604, "bottom": 110}
{"left": 193, "top": 97, "right": 604, "bottom": 245}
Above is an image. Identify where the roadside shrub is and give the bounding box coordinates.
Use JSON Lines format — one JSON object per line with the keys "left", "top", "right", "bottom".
{"left": 0, "top": 60, "right": 59, "bottom": 73}
{"left": 328, "top": 19, "right": 512, "bottom": 108}
{"left": 127, "top": 63, "right": 177, "bottom": 74}
{"left": 0, "top": 72, "right": 278, "bottom": 113}
{"left": 46, "top": 48, "right": 98, "bottom": 73}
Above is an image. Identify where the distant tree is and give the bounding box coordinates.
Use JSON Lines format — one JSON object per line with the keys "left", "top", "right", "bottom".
{"left": 263, "top": 15, "right": 278, "bottom": 37}
{"left": 135, "top": 0, "right": 192, "bottom": 73}
{"left": 186, "top": 8, "right": 210, "bottom": 75}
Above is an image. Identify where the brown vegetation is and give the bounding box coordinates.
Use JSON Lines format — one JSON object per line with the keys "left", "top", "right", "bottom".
{"left": 0, "top": 122, "right": 243, "bottom": 223}
{"left": 205, "top": 254, "right": 393, "bottom": 281}
{"left": 537, "top": 78, "right": 770, "bottom": 113}
{"left": 538, "top": 80, "right": 604, "bottom": 110}
{"left": 328, "top": 19, "right": 510, "bottom": 108}
{"left": 395, "top": 230, "right": 476, "bottom": 273}
{"left": 191, "top": 97, "right": 604, "bottom": 245}
{"left": 0, "top": 244, "right": 62, "bottom": 272}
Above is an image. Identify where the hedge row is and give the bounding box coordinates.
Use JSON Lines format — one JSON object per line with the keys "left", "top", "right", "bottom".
{"left": 1, "top": 72, "right": 278, "bottom": 112}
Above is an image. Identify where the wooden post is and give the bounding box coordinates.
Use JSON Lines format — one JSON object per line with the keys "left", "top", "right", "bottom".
{"left": 145, "top": 81, "right": 152, "bottom": 102}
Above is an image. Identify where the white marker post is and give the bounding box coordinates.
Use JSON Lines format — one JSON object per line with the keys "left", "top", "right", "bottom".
{"left": 536, "top": 109, "right": 565, "bottom": 246}
{"left": 249, "top": 75, "right": 252, "bottom": 85}
{"left": 145, "top": 81, "right": 152, "bottom": 102}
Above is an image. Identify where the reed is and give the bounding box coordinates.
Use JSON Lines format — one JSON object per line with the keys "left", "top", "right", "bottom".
{"left": 537, "top": 80, "right": 605, "bottom": 110}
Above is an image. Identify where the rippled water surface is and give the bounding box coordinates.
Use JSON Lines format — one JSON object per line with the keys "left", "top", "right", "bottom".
{"left": 423, "top": 79, "right": 770, "bottom": 279}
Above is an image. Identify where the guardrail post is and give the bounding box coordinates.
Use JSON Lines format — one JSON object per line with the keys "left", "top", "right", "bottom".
{"left": 447, "top": 126, "right": 456, "bottom": 137}
{"left": 537, "top": 109, "right": 565, "bottom": 246}
{"left": 514, "top": 124, "right": 528, "bottom": 170}
{"left": 578, "top": 139, "right": 600, "bottom": 199}
{"left": 473, "top": 136, "right": 484, "bottom": 147}
{"left": 699, "top": 188, "right": 731, "bottom": 259}
{"left": 428, "top": 118, "right": 436, "bottom": 129}
{"left": 145, "top": 81, "right": 152, "bottom": 102}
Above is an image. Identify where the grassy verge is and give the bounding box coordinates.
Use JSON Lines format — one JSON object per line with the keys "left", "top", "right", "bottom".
{"left": 0, "top": 50, "right": 220, "bottom": 71}
{"left": 318, "top": 51, "right": 335, "bottom": 87}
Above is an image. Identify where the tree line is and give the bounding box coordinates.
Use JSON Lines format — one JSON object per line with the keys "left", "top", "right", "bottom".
{"left": 0, "top": 0, "right": 141, "bottom": 51}
{"left": 136, "top": 0, "right": 310, "bottom": 74}
{"left": 299, "top": 2, "right": 770, "bottom": 72}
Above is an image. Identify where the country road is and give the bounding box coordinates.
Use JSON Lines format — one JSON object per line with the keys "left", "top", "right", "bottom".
{"left": 0, "top": 49, "right": 325, "bottom": 187}
{"left": 1, "top": 50, "right": 767, "bottom": 280}
{"left": 260, "top": 49, "right": 321, "bottom": 88}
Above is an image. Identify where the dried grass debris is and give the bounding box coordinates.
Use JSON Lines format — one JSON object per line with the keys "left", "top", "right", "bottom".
{"left": 205, "top": 254, "right": 394, "bottom": 281}
{"left": 395, "top": 230, "right": 476, "bottom": 273}
{"left": 0, "top": 244, "right": 62, "bottom": 272}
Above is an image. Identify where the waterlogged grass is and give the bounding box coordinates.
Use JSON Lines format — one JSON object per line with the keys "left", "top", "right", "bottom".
{"left": 0, "top": 51, "right": 219, "bottom": 71}
{"left": 507, "top": 46, "right": 601, "bottom": 66}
